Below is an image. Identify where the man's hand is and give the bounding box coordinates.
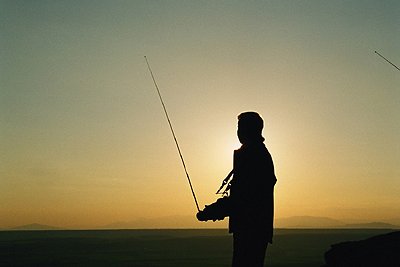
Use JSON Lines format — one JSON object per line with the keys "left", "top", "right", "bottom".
{"left": 196, "top": 197, "right": 231, "bottom": 222}
{"left": 196, "top": 210, "right": 210, "bottom": 221}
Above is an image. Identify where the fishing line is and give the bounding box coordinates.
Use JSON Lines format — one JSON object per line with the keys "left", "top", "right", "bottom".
{"left": 144, "top": 56, "right": 200, "bottom": 212}
{"left": 375, "top": 51, "right": 400, "bottom": 71}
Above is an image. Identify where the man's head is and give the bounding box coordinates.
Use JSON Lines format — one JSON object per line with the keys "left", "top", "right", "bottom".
{"left": 237, "top": 112, "right": 264, "bottom": 144}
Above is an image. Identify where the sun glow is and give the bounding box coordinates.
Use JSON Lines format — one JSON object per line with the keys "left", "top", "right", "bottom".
{"left": 1, "top": 1, "right": 399, "bottom": 229}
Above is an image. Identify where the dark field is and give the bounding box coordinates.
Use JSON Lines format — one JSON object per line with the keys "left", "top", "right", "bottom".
{"left": 0, "top": 229, "right": 393, "bottom": 267}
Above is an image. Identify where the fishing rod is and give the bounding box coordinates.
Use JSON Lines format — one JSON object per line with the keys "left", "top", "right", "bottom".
{"left": 374, "top": 51, "right": 400, "bottom": 71}
{"left": 144, "top": 56, "right": 200, "bottom": 212}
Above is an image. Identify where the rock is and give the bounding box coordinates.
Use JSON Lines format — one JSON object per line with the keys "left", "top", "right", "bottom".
{"left": 323, "top": 231, "right": 400, "bottom": 267}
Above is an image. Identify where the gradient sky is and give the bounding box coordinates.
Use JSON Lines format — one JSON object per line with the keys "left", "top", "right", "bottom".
{"left": 1, "top": 0, "right": 399, "bottom": 229}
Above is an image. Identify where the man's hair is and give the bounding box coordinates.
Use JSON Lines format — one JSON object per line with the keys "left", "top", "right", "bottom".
{"left": 238, "top": 112, "right": 264, "bottom": 134}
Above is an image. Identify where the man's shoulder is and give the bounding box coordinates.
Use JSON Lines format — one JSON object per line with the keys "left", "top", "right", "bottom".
{"left": 234, "top": 144, "right": 272, "bottom": 162}
{"left": 236, "top": 143, "right": 269, "bottom": 153}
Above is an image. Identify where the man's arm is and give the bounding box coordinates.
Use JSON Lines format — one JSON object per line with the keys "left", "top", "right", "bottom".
{"left": 196, "top": 197, "right": 232, "bottom": 222}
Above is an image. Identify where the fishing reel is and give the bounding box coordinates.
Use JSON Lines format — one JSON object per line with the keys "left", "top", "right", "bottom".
{"left": 196, "top": 170, "right": 234, "bottom": 222}
{"left": 196, "top": 196, "right": 231, "bottom": 222}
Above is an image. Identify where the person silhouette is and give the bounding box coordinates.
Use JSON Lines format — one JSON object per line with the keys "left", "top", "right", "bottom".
{"left": 197, "top": 112, "right": 277, "bottom": 267}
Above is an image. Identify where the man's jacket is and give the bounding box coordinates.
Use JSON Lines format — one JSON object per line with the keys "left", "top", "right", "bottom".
{"left": 229, "top": 142, "right": 277, "bottom": 244}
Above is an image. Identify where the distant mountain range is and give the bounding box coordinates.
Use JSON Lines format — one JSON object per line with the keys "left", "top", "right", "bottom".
{"left": 276, "top": 216, "right": 344, "bottom": 228}
{"left": 4, "top": 217, "right": 400, "bottom": 230}
{"left": 90, "top": 216, "right": 400, "bottom": 230}
{"left": 8, "top": 223, "right": 63, "bottom": 231}
{"left": 100, "top": 215, "right": 227, "bottom": 229}
{"left": 341, "top": 222, "right": 399, "bottom": 229}
{"left": 275, "top": 216, "right": 400, "bottom": 229}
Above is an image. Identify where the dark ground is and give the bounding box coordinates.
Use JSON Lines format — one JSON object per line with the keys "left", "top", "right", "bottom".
{"left": 0, "top": 229, "right": 393, "bottom": 267}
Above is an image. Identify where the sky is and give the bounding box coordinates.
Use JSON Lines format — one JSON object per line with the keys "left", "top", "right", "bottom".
{"left": 1, "top": 0, "right": 399, "bottom": 229}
